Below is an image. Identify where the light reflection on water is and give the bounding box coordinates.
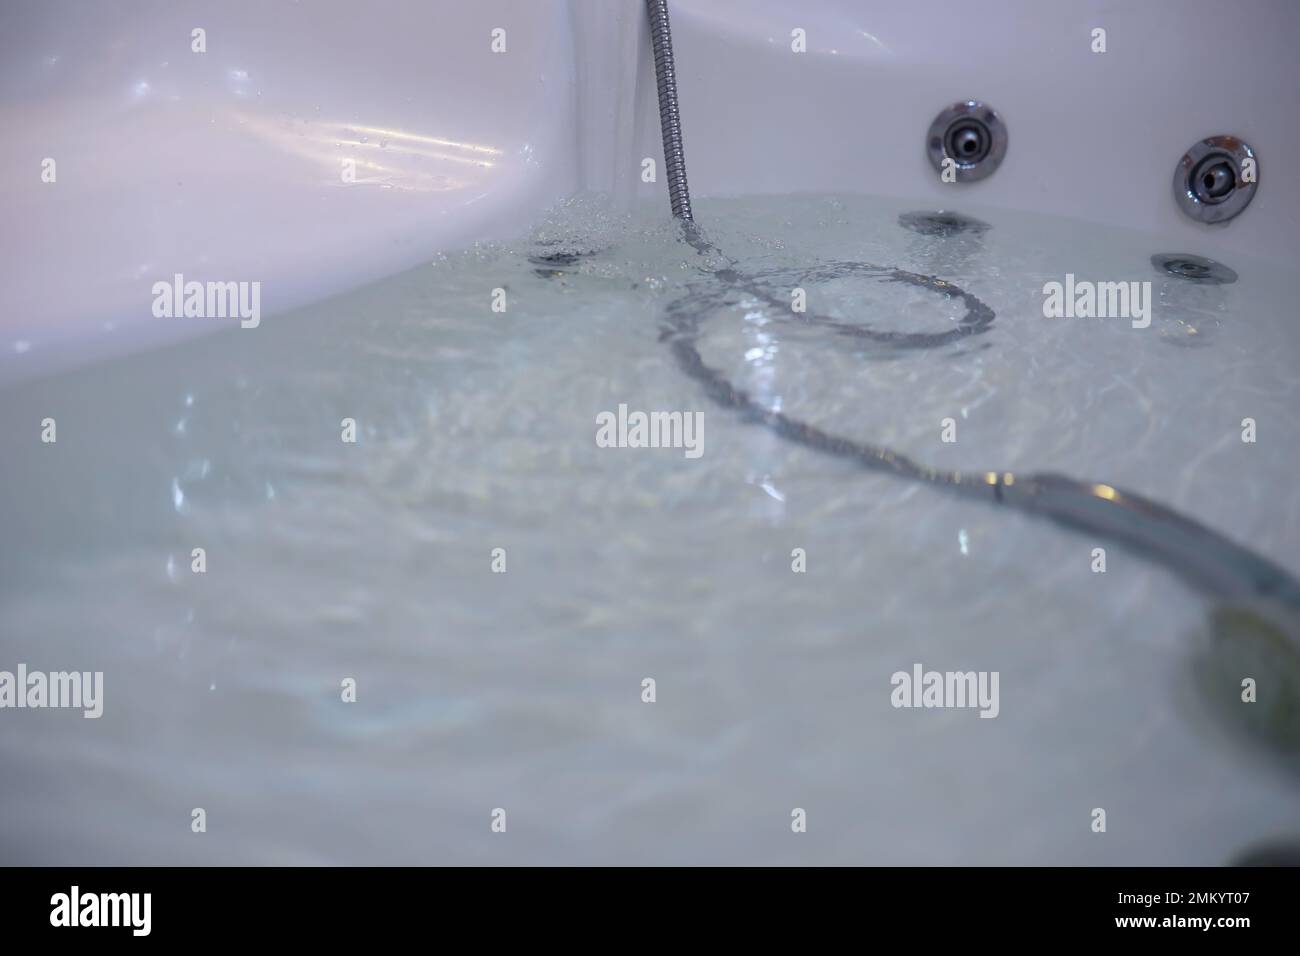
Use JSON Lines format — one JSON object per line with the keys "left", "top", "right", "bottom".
{"left": 1, "top": 194, "right": 1298, "bottom": 864}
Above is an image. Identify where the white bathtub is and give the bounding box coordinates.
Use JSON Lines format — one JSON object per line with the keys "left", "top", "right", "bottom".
{"left": 2, "top": 1, "right": 1298, "bottom": 867}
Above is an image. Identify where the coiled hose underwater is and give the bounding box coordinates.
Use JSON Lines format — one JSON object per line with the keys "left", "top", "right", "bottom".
{"left": 642, "top": 0, "right": 1300, "bottom": 615}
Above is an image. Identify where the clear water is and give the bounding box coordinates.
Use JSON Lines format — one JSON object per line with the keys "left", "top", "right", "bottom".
{"left": 2, "top": 194, "right": 1299, "bottom": 864}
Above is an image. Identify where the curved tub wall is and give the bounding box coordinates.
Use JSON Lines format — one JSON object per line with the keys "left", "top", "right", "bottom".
{"left": 1, "top": 0, "right": 579, "bottom": 384}
{"left": 663, "top": 0, "right": 1298, "bottom": 263}
{"left": 4, "top": 0, "right": 1295, "bottom": 384}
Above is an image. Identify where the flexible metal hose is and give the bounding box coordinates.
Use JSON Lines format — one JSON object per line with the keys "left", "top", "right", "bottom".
{"left": 644, "top": 0, "right": 693, "bottom": 221}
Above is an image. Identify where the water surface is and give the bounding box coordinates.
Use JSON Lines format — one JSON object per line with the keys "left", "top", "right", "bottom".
{"left": 2, "top": 194, "right": 1298, "bottom": 864}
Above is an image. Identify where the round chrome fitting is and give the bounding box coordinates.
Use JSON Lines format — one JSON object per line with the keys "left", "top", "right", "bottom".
{"left": 1173, "top": 136, "right": 1258, "bottom": 224}
{"left": 926, "top": 101, "right": 1007, "bottom": 183}
{"left": 898, "top": 210, "right": 991, "bottom": 237}
{"left": 1151, "top": 252, "right": 1238, "bottom": 285}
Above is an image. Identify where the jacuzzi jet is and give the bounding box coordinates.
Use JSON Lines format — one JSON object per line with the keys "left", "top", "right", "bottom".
{"left": 530, "top": 252, "right": 582, "bottom": 266}
{"left": 926, "top": 101, "right": 1008, "bottom": 182}
{"left": 898, "top": 210, "right": 991, "bottom": 238}
{"left": 1151, "top": 252, "right": 1238, "bottom": 284}
{"left": 1194, "top": 159, "right": 1236, "bottom": 203}
{"left": 947, "top": 122, "right": 988, "bottom": 163}
{"left": 1174, "top": 135, "right": 1258, "bottom": 224}
{"left": 528, "top": 242, "right": 597, "bottom": 278}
